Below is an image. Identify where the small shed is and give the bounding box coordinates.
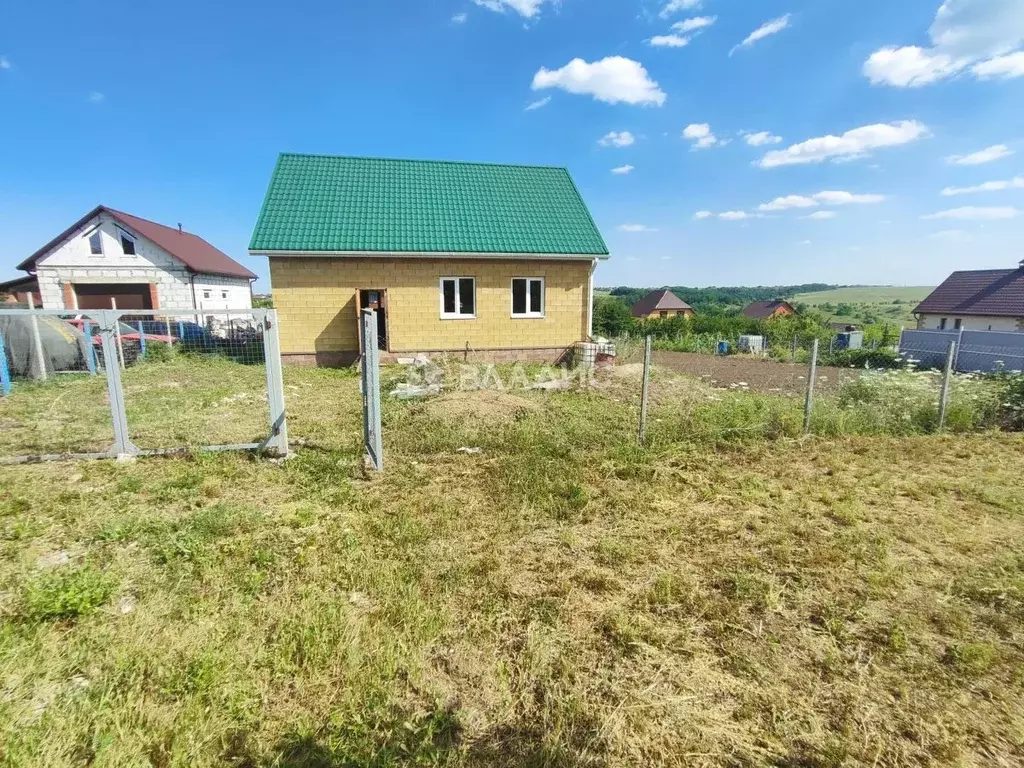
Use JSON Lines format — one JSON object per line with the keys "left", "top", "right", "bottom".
{"left": 631, "top": 289, "right": 695, "bottom": 319}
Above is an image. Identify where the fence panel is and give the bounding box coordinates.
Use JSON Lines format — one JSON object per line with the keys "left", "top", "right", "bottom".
{"left": 900, "top": 328, "right": 1024, "bottom": 372}
{"left": 0, "top": 308, "right": 288, "bottom": 463}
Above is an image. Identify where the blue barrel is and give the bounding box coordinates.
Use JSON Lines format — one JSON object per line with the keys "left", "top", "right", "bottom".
{"left": 717, "top": 341, "right": 730, "bottom": 356}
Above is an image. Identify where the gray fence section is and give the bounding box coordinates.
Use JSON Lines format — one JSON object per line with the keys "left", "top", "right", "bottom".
{"left": 0, "top": 308, "right": 288, "bottom": 463}
{"left": 900, "top": 328, "right": 1024, "bottom": 372}
{"left": 360, "top": 308, "right": 383, "bottom": 471}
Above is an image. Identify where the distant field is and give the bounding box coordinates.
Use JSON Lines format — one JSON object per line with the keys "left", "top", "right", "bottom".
{"left": 792, "top": 285, "right": 934, "bottom": 326}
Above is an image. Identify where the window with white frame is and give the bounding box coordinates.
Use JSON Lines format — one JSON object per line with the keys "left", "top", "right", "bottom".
{"left": 119, "top": 230, "right": 136, "bottom": 255}
{"left": 88, "top": 230, "right": 103, "bottom": 255}
{"left": 440, "top": 277, "right": 475, "bottom": 318}
{"left": 203, "top": 290, "right": 211, "bottom": 300}
{"left": 511, "top": 277, "right": 544, "bottom": 317}
{"left": 221, "top": 290, "right": 228, "bottom": 300}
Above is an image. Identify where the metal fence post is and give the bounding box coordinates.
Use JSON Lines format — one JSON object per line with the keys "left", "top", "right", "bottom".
{"left": 0, "top": 329, "right": 11, "bottom": 396}
{"left": 360, "top": 309, "right": 383, "bottom": 471}
{"left": 177, "top": 319, "right": 185, "bottom": 343}
{"left": 791, "top": 335, "right": 797, "bottom": 361}
{"left": 28, "top": 309, "right": 47, "bottom": 381}
{"left": 166, "top": 317, "right": 173, "bottom": 342}
{"left": 262, "top": 310, "right": 289, "bottom": 457}
{"left": 803, "top": 338, "right": 819, "bottom": 434}
{"left": 638, "top": 334, "right": 652, "bottom": 445}
{"left": 938, "top": 340, "right": 956, "bottom": 431}
{"left": 953, "top": 327, "right": 964, "bottom": 371}
{"left": 78, "top": 320, "right": 96, "bottom": 375}
{"left": 828, "top": 336, "right": 834, "bottom": 356}
{"left": 98, "top": 310, "right": 137, "bottom": 456}
{"left": 136, "top": 321, "right": 146, "bottom": 358}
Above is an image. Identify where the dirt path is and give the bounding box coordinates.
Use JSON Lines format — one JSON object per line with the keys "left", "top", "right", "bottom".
{"left": 644, "top": 350, "right": 862, "bottom": 395}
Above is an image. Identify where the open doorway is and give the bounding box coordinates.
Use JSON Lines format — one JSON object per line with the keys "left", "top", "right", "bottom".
{"left": 358, "top": 289, "right": 388, "bottom": 351}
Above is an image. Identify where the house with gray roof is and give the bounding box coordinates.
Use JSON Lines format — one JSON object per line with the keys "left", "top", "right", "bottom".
{"left": 914, "top": 261, "right": 1024, "bottom": 332}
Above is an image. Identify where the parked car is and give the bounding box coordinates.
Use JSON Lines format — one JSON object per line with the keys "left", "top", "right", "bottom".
{"left": 65, "top": 319, "right": 174, "bottom": 347}
{"left": 136, "top": 319, "right": 217, "bottom": 347}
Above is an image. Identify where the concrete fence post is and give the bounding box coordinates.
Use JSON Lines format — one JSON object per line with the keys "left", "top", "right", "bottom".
{"left": 639, "top": 334, "right": 652, "bottom": 445}
{"left": 27, "top": 298, "right": 47, "bottom": 381}
{"left": 360, "top": 308, "right": 383, "bottom": 471}
{"left": 98, "top": 310, "right": 137, "bottom": 457}
{"left": 938, "top": 340, "right": 956, "bottom": 432}
{"left": 262, "top": 310, "right": 289, "bottom": 457}
{"left": 110, "top": 299, "right": 125, "bottom": 369}
{"left": 803, "top": 338, "right": 819, "bottom": 434}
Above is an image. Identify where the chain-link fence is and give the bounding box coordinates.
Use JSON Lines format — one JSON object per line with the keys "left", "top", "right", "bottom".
{"left": 0, "top": 308, "right": 287, "bottom": 463}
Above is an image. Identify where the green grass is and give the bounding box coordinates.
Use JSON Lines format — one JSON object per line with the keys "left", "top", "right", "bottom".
{"left": 0, "top": 358, "right": 1022, "bottom": 766}
{"left": 792, "top": 286, "right": 935, "bottom": 326}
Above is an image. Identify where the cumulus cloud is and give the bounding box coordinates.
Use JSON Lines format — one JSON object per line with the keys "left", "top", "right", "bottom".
{"left": 618, "top": 223, "right": 658, "bottom": 232}
{"left": 532, "top": 56, "right": 666, "bottom": 106}
{"left": 759, "top": 120, "right": 929, "bottom": 168}
{"left": 922, "top": 206, "right": 1020, "bottom": 220}
{"left": 659, "top": 0, "right": 701, "bottom": 20}
{"left": 611, "top": 165, "right": 634, "bottom": 175}
{"left": 759, "top": 195, "right": 817, "bottom": 212}
{"left": 472, "top": 0, "right": 550, "bottom": 18}
{"left": 757, "top": 191, "right": 886, "bottom": 212}
{"left": 693, "top": 211, "right": 713, "bottom": 219}
{"left": 864, "top": 0, "right": 1024, "bottom": 87}
{"left": 730, "top": 14, "right": 791, "bottom": 56}
{"left": 718, "top": 211, "right": 749, "bottom": 220}
{"left": 945, "top": 144, "right": 1014, "bottom": 165}
{"left": 682, "top": 123, "right": 721, "bottom": 150}
{"left": 742, "top": 130, "right": 783, "bottom": 146}
{"left": 941, "top": 176, "right": 1024, "bottom": 195}
{"left": 803, "top": 211, "right": 838, "bottom": 220}
{"left": 525, "top": 96, "right": 551, "bottom": 111}
{"left": 648, "top": 35, "right": 689, "bottom": 48}
{"left": 598, "top": 130, "right": 635, "bottom": 147}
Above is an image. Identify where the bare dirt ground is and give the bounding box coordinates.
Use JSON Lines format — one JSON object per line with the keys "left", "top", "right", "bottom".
{"left": 640, "top": 350, "right": 863, "bottom": 395}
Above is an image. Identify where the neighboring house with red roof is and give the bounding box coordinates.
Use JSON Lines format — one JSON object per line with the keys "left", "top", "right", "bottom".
{"left": 741, "top": 300, "right": 796, "bottom": 320}
{"left": 630, "top": 289, "right": 695, "bottom": 319}
{"left": 15, "top": 206, "right": 256, "bottom": 312}
{"left": 913, "top": 261, "right": 1024, "bottom": 332}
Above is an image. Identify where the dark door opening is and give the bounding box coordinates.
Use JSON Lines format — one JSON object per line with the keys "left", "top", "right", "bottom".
{"left": 74, "top": 283, "right": 152, "bottom": 320}
{"left": 358, "top": 289, "right": 388, "bottom": 351}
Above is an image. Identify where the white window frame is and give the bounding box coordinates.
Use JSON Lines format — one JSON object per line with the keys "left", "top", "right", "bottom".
{"left": 87, "top": 229, "right": 103, "bottom": 256}
{"left": 510, "top": 277, "right": 545, "bottom": 319}
{"left": 439, "top": 277, "right": 476, "bottom": 319}
{"left": 117, "top": 228, "right": 137, "bottom": 255}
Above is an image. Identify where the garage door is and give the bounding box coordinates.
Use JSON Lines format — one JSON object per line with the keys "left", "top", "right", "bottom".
{"left": 74, "top": 283, "right": 153, "bottom": 311}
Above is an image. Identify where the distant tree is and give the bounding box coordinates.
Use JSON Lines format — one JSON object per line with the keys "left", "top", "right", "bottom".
{"left": 835, "top": 303, "right": 855, "bottom": 317}
{"left": 592, "top": 295, "right": 634, "bottom": 338}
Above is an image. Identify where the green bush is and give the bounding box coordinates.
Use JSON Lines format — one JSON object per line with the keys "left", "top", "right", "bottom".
{"left": 820, "top": 348, "right": 903, "bottom": 369}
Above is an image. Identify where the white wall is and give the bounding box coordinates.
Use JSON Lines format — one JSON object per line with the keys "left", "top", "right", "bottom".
{"left": 32, "top": 212, "right": 251, "bottom": 310}
{"left": 917, "top": 313, "right": 1023, "bottom": 332}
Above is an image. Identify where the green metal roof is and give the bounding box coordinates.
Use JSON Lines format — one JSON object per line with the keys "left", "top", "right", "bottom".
{"left": 248, "top": 153, "right": 609, "bottom": 257}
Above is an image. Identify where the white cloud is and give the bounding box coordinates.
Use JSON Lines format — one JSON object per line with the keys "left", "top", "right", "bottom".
{"left": 87, "top": 92, "right": 105, "bottom": 104}
{"left": 759, "top": 120, "right": 929, "bottom": 168}
{"left": 525, "top": 96, "right": 551, "bottom": 111}
{"left": 598, "top": 130, "right": 635, "bottom": 147}
{"left": 945, "top": 144, "right": 1014, "bottom": 165}
{"left": 759, "top": 195, "right": 817, "bottom": 212}
{"left": 742, "top": 130, "right": 783, "bottom": 146}
{"left": 864, "top": 0, "right": 1024, "bottom": 87}
{"left": 804, "top": 211, "right": 837, "bottom": 220}
{"left": 0, "top": 56, "right": 10, "bottom": 70}
{"left": 648, "top": 35, "right": 689, "bottom": 48}
{"left": 673, "top": 16, "right": 715, "bottom": 33}
{"left": 718, "top": 211, "right": 749, "bottom": 220}
{"left": 941, "top": 176, "right": 1024, "bottom": 195}
{"left": 618, "top": 223, "right": 657, "bottom": 232}
{"left": 694, "top": 210, "right": 713, "bottom": 219}
{"left": 813, "top": 190, "right": 886, "bottom": 205}
{"left": 922, "top": 206, "right": 1020, "bottom": 220}
{"left": 973, "top": 51, "right": 1024, "bottom": 78}
{"left": 682, "top": 122, "right": 720, "bottom": 150}
{"left": 799, "top": 240, "right": 812, "bottom": 245}
{"left": 659, "top": 0, "right": 701, "bottom": 20}
{"left": 611, "top": 165, "right": 634, "bottom": 175}
{"left": 452, "top": 12, "right": 468, "bottom": 23}
{"left": 472, "top": 0, "right": 550, "bottom": 18}
{"left": 532, "top": 56, "right": 666, "bottom": 106}
{"left": 730, "top": 14, "right": 791, "bottom": 56}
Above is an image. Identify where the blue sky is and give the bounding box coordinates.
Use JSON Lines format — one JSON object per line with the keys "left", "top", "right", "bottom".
{"left": 1, "top": 0, "right": 1022, "bottom": 290}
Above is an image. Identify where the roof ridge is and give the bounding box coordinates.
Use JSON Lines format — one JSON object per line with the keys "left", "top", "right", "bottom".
{"left": 276, "top": 152, "right": 570, "bottom": 172}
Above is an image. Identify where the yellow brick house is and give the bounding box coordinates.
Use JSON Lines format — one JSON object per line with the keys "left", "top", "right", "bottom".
{"left": 248, "top": 153, "right": 610, "bottom": 365}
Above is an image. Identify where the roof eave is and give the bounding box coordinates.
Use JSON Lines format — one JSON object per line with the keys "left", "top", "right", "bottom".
{"left": 249, "top": 249, "right": 609, "bottom": 261}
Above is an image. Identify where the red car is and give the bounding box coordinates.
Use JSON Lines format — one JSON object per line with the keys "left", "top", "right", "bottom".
{"left": 65, "top": 318, "right": 174, "bottom": 346}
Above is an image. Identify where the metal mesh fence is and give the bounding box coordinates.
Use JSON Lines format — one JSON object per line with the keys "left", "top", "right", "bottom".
{"left": 0, "top": 308, "right": 287, "bottom": 463}
{"left": 899, "top": 329, "right": 1024, "bottom": 373}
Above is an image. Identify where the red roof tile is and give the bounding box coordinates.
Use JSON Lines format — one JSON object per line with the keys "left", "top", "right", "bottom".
{"left": 18, "top": 206, "right": 256, "bottom": 280}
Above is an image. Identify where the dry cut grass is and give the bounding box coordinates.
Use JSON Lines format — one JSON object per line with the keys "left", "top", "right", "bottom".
{"left": 0, "top": 358, "right": 1022, "bottom": 766}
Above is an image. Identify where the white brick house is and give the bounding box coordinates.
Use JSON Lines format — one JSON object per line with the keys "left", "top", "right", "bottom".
{"left": 16, "top": 206, "right": 255, "bottom": 312}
